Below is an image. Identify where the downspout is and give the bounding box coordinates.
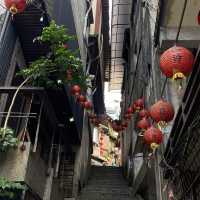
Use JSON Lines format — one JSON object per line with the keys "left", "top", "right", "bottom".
{"left": 83, "top": 0, "right": 103, "bottom": 76}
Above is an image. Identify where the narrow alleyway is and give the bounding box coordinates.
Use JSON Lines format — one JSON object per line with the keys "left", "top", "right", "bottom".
{"left": 77, "top": 166, "right": 132, "bottom": 200}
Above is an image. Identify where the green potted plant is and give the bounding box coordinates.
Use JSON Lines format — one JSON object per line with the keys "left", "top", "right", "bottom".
{"left": 0, "top": 177, "right": 26, "bottom": 199}
{"left": 18, "top": 21, "right": 90, "bottom": 91}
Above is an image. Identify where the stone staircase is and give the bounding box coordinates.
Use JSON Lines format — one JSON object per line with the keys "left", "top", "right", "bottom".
{"left": 60, "top": 159, "right": 74, "bottom": 198}
{"left": 77, "top": 166, "right": 133, "bottom": 200}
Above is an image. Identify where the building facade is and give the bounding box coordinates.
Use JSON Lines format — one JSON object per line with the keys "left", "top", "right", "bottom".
{"left": 0, "top": 0, "right": 109, "bottom": 199}
{"left": 119, "top": 0, "right": 200, "bottom": 200}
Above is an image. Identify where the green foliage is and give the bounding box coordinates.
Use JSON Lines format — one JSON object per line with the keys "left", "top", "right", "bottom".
{"left": 19, "top": 21, "right": 88, "bottom": 90}
{"left": 0, "top": 128, "right": 18, "bottom": 152}
{"left": 0, "top": 177, "right": 26, "bottom": 199}
{"left": 36, "top": 20, "right": 76, "bottom": 48}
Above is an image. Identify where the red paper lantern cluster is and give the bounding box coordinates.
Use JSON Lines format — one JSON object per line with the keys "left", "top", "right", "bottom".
{"left": 139, "top": 109, "right": 149, "bottom": 119}
{"left": 133, "top": 98, "right": 144, "bottom": 111}
{"left": 134, "top": 99, "right": 174, "bottom": 149}
{"left": 70, "top": 85, "right": 93, "bottom": 111}
{"left": 143, "top": 126, "right": 163, "bottom": 147}
{"left": 137, "top": 117, "right": 151, "bottom": 130}
{"left": 160, "top": 46, "right": 194, "bottom": 80}
{"left": 4, "top": 0, "right": 26, "bottom": 15}
{"left": 149, "top": 99, "right": 174, "bottom": 125}
{"left": 71, "top": 85, "right": 81, "bottom": 97}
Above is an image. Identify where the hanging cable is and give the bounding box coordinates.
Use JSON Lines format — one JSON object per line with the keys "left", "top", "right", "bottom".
{"left": 159, "top": 0, "right": 188, "bottom": 98}
{"left": 175, "top": 0, "right": 188, "bottom": 44}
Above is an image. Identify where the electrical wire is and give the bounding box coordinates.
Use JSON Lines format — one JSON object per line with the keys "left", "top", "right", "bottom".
{"left": 159, "top": 0, "right": 188, "bottom": 97}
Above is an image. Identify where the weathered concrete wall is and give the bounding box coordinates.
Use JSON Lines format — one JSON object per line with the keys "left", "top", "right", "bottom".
{"left": 0, "top": 142, "right": 31, "bottom": 182}
{"left": 70, "top": 0, "right": 87, "bottom": 67}
{"left": 162, "top": 0, "right": 200, "bottom": 27}
{"left": 25, "top": 144, "right": 48, "bottom": 198}
{"left": 72, "top": 114, "right": 92, "bottom": 197}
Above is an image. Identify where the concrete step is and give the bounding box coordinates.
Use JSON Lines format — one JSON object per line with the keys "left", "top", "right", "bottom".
{"left": 78, "top": 193, "right": 132, "bottom": 200}
{"left": 77, "top": 166, "right": 132, "bottom": 200}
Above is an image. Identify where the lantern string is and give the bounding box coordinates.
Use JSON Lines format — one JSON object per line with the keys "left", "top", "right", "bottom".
{"left": 160, "top": 77, "right": 168, "bottom": 98}
{"left": 160, "top": 0, "right": 188, "bottom": 98}
{"left": 175, "top": 0, "right": 188, "bottom": 44}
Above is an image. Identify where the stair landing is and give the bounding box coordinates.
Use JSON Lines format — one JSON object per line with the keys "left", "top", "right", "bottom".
{"left": 77, "top": 166, "right": 133, "bottom": 200}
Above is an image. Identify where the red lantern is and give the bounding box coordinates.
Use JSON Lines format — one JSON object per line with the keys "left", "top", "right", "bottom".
{"left": 160, "top": 46, "right": 194, "bottom": 80}
{"left": 127, "top": 107, "right": 134, "bottom": 114}
{"left": 77, "top": 95, "right": 86, "bottom": 103}
{"left": 134, "top": 98, "right": 144, "bottom": 111}
{"left": 71, "top": 85, "right": 81, "bottom": 96}
{"left": 149, "top": 99, "right": 174, "bottom": 124}
{"left": 4, "top": 0, "right": 26, "bottom": 15}
{"left": 143, "top": 126, "right": 163, "bottom": 145}
{"left": 198, "top": 10, "right": 200, "bottom": 25}
{"left": 139, "top": 109, "right": 149, "bottom": 119}
{"left": 84, "top": 101, "right": 93, "bottom": 110}
{"left": 137, "top": 117, "right": 151, "bottom": 130}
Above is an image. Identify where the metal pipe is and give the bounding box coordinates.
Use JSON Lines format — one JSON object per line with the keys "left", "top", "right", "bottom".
{"left": 33, "top": 97, "right": 44, "bottom": 153}
{"left": 0, "top": 115, "right": 37, "bottom": 118}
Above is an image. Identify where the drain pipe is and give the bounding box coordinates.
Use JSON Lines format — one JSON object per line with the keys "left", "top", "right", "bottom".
{"left": 83, "top": 0, "right": 103, "bottom": 97}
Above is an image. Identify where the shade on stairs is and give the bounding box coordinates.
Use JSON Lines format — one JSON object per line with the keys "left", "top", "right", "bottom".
{"left": 77, "top": 166, "right": 133, "bottom": 200}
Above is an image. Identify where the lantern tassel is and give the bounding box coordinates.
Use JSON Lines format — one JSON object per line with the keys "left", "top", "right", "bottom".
{"left": 10, "top": 5, "right": 18, "bottom": 15}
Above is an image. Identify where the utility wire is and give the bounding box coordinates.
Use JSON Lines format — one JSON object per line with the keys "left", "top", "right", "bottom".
{"left": 159, "top": 0, "right": 188, "bottom": 98}
{"left": 175, "top": 0, "right": 188, "bottom": 44}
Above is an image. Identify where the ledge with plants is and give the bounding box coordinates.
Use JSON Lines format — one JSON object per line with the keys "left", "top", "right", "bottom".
{"left": 0, "top": 177, "right": 26, "bottom": 199}
{"left": 0, "top": 21, "right": 96, "bottom": 154}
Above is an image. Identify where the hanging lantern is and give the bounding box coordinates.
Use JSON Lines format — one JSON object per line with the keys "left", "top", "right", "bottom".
{"left": 77, "top": 95, "right": 86, "bottom": 103}
{"left": 139, "top": 109, "right": 149, "bottom": 119}
{"left": 149, "top": 99, "right": 174, "bottom": 127}
{"left": 100, "top": 137, "right": 103, "bottom": 141}
{"left": 84, "top": 101, "right": 93, "bottom": 110}
{"left": 134, "top": 98, "right": 144, "bottom": 111}
{"left": 4, "top": 0, "right": 26, "bottom": 15}
{"left": 143, "top": 126, "right": 163, "bottom": 149}
{"left": 198, "top": 10, "right": 200, "bottom": 25}
{"left": 127, "top": 107, "right": 134, "bottom": 114}
{"left": 71, "top": 85, "right": 81, "bottom": 96}
{"left": 137, "top": 117, "right": 151, "bottom": 130}
{"left": 160, "top": 46, "right": 194, "bottom": 80}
